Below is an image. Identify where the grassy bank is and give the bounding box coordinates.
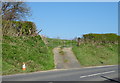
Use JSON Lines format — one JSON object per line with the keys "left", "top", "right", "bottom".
{"left": 72, "top": 43, "right": 118, "bottom": 66}
{"left": 46, "top": 38, "right": 76, "bottom": 48}
{"left": 2, "top": 34, "right": 118, "bottom": 75}
{"left": 2, "top": 36, "right": 54, "bottom": 75}
{"left": 46, "top": 37, "right": 118, "bottom": 66}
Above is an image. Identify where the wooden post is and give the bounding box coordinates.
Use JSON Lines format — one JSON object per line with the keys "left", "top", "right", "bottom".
{"left": 77, "top": 37, "right": 81, "bottom": 46}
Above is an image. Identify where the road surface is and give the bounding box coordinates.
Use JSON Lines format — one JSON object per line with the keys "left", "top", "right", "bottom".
{"left": 2, "top": 65, "right": 119, "bottom": 82}
{"left": 53, "top": 47, "right": 81, "bottom": 69}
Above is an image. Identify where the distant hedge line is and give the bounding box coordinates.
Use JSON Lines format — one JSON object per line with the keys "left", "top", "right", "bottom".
{"left": 83, "top": 33, "right": 119, "bottom": 43}
{"left": 2, "top": 20, "right": 37, "bottom": 36}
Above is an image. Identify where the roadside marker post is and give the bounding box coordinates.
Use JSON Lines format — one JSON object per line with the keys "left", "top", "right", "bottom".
{"left": 22, "top": 62, "right": 26, "bottom": 71}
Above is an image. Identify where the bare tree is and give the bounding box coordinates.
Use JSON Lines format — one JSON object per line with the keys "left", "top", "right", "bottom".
{"left": 2, "top": 1, "right": 31, "bottom": 21}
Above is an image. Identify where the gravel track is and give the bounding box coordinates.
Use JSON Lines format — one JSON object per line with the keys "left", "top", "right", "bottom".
{"left": 53, "top": 47, "right": 81, "bottom": 69}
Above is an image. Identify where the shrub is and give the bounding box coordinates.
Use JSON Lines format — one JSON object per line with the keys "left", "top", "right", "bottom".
{"left": 83, "top": 33, "right": 118, "bottom": 44}
{"left": 2, "top": 20, "right": 37, "bottom": 36}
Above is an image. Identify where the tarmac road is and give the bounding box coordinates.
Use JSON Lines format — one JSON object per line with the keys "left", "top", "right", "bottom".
{"left": 2, "top": 65, "right": 119, "bottom": 82}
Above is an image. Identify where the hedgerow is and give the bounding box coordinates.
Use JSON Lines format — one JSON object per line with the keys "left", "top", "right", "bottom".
{"left": 83, "top": 33, "right": 118, "bottom": 44}
{"left": 2, "top": 20, "right": 37, "bottom": 36}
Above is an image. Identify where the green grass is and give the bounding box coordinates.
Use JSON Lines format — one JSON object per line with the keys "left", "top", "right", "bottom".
{"left": 3, "top": 35, "right": 118, "bottom": 75}
{"left": 46, "top": 38, "right": 77, "bottom": 48}
{"left": 72, "top": 43, "right": 118, "bottom": 66}
{"left": 59, "top": 51, "right": 65, "bottom": 55}
{"left": 2, "top": 36, "right": 54, "bottom": 75}
{"left": 46, "top": 37, "right": 118, "bottom": 66}
{"left": 0, "top": 56, "right": 2, "bottom": 75}
{"left": 64, "top": 59, "right": 68, "bottom": 63}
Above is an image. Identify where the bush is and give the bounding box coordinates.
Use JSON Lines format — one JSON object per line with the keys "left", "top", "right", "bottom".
{"left": 83, "top": 33, "right": 118, "bottom": 44}
{"left": 2, "top": 20, "right": 37, "bottom": 36}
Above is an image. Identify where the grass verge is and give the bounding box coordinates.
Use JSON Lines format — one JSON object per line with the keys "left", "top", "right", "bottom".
{"left": 2, "top": 36, "right": 54, "bottom": 75}
{"left": 72, "top": 43, "right": 118, "bottom": 66}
